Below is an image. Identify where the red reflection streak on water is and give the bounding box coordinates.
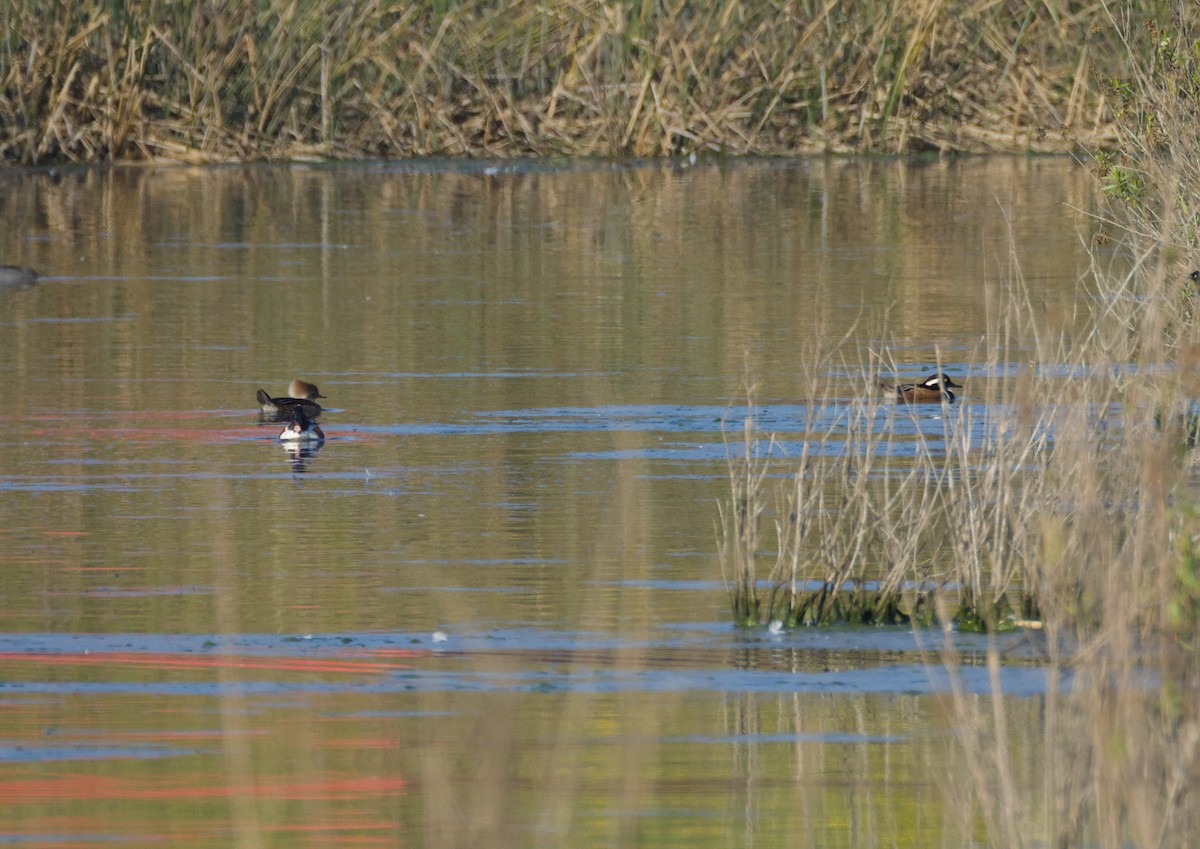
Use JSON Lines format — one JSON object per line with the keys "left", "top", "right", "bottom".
{"left": 0, "top": 775, "right": 407, "bottom": 801}
{"left": 24, "top": 409, "right": 269, "bottom": 442}
{"left": 0, "top": 652, "right": 420, "bottom": 675}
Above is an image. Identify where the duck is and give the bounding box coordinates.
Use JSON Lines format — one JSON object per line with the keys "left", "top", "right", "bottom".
{"left": 278, "top": 406, "right": 325, "bottom": 443}
{"left": 879, "top": 372, "right": 961, "bottom": 404}
{"left": 256, "top": 379, "right": 325, "bottom": 417}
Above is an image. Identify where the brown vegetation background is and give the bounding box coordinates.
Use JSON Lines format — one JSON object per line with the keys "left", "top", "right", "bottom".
{"left": 0, "top": 0, "right": 1169, "bottom": 164}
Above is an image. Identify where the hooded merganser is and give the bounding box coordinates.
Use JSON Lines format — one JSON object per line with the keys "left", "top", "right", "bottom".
{"left": 279, "top": 406, "right": 325, "bottom": 443}
{"left": 879, "top": 372, "right": 961, "bottom": 404}
{"left": 256, "top": 379, "right": 325, "bottom": 416}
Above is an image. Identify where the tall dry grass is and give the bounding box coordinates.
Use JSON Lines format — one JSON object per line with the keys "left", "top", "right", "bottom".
{"left": 718, "top": 8, "right": 1200, "bottom": 846}
{"left": 719, "top": 231, "right": 1199, "bottom": 849}
{"left": 719, "top": 329, "right": 1052, "bottom": 635}
{"left": 0, "top": 0, "right": 1168, "bottom": 164}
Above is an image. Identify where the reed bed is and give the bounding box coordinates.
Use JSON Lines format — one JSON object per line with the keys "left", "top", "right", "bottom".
{"left": 719, "top": 8, "right": 1200, "bottom": 846}
{"left": 719, "top": 334, "right": 1053, "bottom": 633}
{"left": 717, "top": 232, "right": 1200, "bottom": 849}
{"left": 0, "top": 0, "right": 1167, "bottom": 164}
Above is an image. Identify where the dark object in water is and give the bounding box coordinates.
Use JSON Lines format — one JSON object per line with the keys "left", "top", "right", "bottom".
{"left": 0, "top": 265, "right": 37, "bottom": 288}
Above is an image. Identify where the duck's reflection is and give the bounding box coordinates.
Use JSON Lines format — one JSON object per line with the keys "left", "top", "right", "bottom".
{"left": 266, "top": 406, "right": 327, "bottom": 473}
{"left": 281, "top": 440, "right": 324, "bottom": 472}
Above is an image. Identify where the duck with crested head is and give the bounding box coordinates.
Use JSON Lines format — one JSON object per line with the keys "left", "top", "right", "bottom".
{"left": 257, "top": 379, "right": 325, "bottom": 417}
{"left": 878, "top": 372, "right": 961, "bottom": 404}
{"left": 278, "top": 405, "right": 325, "bottom": 443}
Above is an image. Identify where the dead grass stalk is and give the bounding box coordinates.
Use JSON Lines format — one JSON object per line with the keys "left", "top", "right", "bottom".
{"left": 0, "top": 0, "right": 1161, "bottom": 163}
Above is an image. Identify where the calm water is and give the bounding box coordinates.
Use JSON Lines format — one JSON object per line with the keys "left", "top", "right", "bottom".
{"left": 0, "top": 157, "right": 1099, "bottom": 847}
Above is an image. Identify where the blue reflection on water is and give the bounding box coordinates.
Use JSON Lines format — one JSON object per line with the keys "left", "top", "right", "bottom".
{"left": 0, "top": 627, "right": 1056, "bottom": 698}
{"left": 0, "top": 664, "right": 1053, "bottom": 698}
{"left": 0, "top": 743, "right": 202, "bottom": 763}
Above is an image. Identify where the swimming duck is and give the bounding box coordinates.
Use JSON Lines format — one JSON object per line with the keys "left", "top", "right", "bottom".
{"left": 278, "top": 406, "right": 325, "bottom": 443}
{"left": 256, "top": 379, "right": 325, "bottom": 417}
{"left": 879, "top": 372, "right": 961, "bottom": 404}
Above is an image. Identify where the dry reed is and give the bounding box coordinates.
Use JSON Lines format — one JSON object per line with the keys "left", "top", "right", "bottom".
{"left": 719, "top": 245, "right": 1200, "bottom": 848}
{"left": 718, "top": 7, "right": 1200, "bottom": 845}
{"left": 0, "top": 0, "right": 1172, "bottom": 164}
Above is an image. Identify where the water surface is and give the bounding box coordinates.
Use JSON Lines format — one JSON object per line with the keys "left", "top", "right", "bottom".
{"left": 0, "top": 157, "right": 1099, "bottom": 846}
